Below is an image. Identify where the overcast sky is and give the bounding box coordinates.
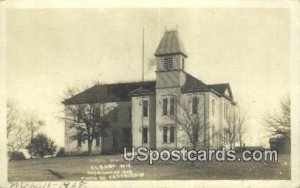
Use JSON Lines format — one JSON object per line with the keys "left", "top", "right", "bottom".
{"left": 6, "top": 8, "right": 290, "bottom": 147}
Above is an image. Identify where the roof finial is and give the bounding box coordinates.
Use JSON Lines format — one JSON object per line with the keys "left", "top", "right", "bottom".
{"left": 164, "top": 25, "right": 178, "bottom": 32}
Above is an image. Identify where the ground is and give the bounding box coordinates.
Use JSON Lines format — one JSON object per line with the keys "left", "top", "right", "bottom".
{"left": 8, "top": 154, "right": 290, "bottom": 181}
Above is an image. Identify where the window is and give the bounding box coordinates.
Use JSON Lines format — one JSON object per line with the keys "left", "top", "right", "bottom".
{"left": 94, "top": 107, "right": 101, "bottom": 122}
{"left": 163, "top": 56, "right": 173, "bottom": 70}
{"left": 112, "top": 107, "right": 118, "bottom": 121}
{"left": 163, "top": 99, "right": 168, "bottom": 116}
{"left": 142, "top": 128, "right": 148, "bottom": 144}
{"left": 170, "top": 127, "right": 175, "bottom": 143}
{"left": 143, "top": 100, "right": 148, "bottom": 117}
{"left": 96, "top": 135, "right": 100, "bottom": 147}
{"left": 170, "top": 98, "right": 175, "bottom": 115}
{"left": 129, "top": 107, "right": 132, "bottom": 121}
{"left": 192, "top": 97, "right": 198, "bottom": 114}
{"left": 163, "top": 127, "right": 168, "bottom": 143}
{"left": 76, "top": 110, "right": 83, "bottom": 123}
{"left": 212, "top": 99, "right": 215, "bottom": 116}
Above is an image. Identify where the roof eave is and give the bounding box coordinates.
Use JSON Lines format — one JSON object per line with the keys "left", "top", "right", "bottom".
{"left": 154, "top": 52, "right": 188, "bottom": 58}
{"left": 129, "top": 92, "right": 155, "bottom": 97}
{"left": 182, "top": 88, "right": 235, "bottom": 102}
{"left": 63, "top": 97, "right": 131, "bottom": 105}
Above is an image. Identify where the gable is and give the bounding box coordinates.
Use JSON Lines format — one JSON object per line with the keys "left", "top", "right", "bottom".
{"left": 224, "top": 88, "right": 230, "bottom": 96}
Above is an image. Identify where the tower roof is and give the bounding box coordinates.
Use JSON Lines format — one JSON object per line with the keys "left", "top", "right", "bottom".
{"left": 154, "top": 30, "right": 188, "bottom": 57}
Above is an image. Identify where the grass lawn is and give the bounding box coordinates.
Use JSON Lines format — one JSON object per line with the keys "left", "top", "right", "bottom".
{"left": 8, "top": 154, "right": 290, "bottom": 181}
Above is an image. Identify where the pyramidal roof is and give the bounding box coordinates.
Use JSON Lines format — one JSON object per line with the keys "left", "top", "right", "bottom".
{"left": 154, "top": 30, "right": 188, "bottom": 57}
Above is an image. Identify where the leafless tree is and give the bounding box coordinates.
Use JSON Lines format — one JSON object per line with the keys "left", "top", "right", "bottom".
{"left": 7, "top": 100, "right": 29, "bottom": 154}
{"left": 266, "top": 97, "right": 290, "bottom": 141}
{"left": 7, "top": 100, "right": 44, "bottom": 159}
{"left": 172, "top": 98, "right": 210, "bottom": 150}
{"left": 170, "top": 97, "right": 213, "bottom": 167}
{"left": 220, "top": 107, "right": 247, "bottom": 149}
{"left": 62, "top": 87, "right": 116, "bottom": 156}
{"left": 220, "top": 126, "right": 235, "bottom": 150}
{"left": 235, "top": 108, "right": 247, "bottom": 148}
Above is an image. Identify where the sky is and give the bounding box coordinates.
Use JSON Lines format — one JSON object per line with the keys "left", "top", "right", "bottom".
{"left": 6, "top": 8, "right": 290, "bottom": 147}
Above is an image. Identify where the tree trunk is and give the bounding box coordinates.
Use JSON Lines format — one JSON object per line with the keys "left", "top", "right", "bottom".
{"left": 88, "top": 140, "right": 92, "bottom": 156}
{"left": 239, "top": 137, "right": 242, "bottom": 149}
{"left": 30, "top": 132, "right": 34, "bottom": 159}
{"left": 191, "top": 142, "right": 196, "bottom": 167}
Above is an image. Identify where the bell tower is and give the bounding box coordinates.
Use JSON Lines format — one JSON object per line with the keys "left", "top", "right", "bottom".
{"left": 154, "top": 29, "right": 188, "bottom": 89}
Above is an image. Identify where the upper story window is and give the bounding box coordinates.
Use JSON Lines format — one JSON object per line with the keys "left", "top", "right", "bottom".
{"left": 163, "top": 56, "right": 173, "bottom": 70}
{"left": 212, "top": 99, "right": 215, "bottom": 117}
{"left": 76, "top": 110, "right": 84, "bottom": 123}
{"left": 94, "top": 106, "right": 100, "bottom": 121}
{"left": 170, "top": 98, "right": 175, "bottom": 115}
{"left": 129, "top": 106, "right": 132, "bottom": 121}
{"left": 143, "top": 100, "right": 148, "bottom": 117}
{"left": 163, "top": 98, "right": 168, "bottom": 116}
{"left": 192, "top": 97, "right": 198, "bottom": 114}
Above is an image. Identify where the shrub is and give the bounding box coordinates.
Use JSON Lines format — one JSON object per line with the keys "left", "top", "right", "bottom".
{"left": 56, "top": 147, "right": 65, "bottom": 157}
{"left": 9, "top": 151, "right": 26, "bottom": 161}
{"left": 26, "top": 133, "right": 57, "bottom": 158}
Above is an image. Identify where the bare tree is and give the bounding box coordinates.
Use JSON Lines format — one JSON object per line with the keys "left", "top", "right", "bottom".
{"left": 7, "top": 100, "right": 29, "bottom": 155}
{"left": 220, "top": 126, "right": 235, "bottom": 150}
{"left": 220, "top": 107, "right": 247, "bottom": 149}
{"left": 172, "top": 98, "right": 210, "bottom": 150}
{"left": 7, "top": 100, "right": 44, "bottom": 160}
{"left": 266, "top": 97, "right": 290, "bottom": 141}
{"left": 235, "top": 108, "right": 247, "bottom": 148}
{"left": 170, "top": 97, "right": 212, "bottom": 167}
{"left": 62, "top": 87, "right": 116, "bottom": 156}
{"left": 7, "top": 100, "right": 19, "bottom": 138}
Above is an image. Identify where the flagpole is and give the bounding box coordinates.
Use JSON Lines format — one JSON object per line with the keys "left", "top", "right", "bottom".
{"left": 141, "top": 27, "right": 145, "bottom": 145}
{"left": 142, "top": 27, "right": 145, "bottom": 82}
